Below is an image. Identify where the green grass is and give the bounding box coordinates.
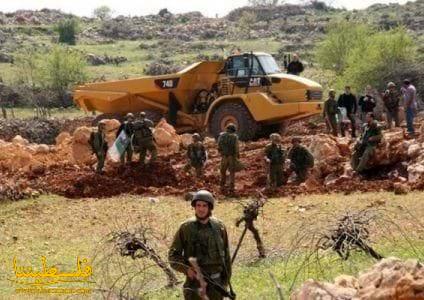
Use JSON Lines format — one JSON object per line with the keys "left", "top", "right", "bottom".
{"left": 0, "top": 191, "right": 423, "bottom": 299}
{"left": 1, "top": 107, "right": 88, "bottom": 119}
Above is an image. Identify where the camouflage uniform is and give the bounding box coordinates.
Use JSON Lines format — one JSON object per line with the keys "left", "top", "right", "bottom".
{"left": 382, "top": 87, "right": 401, "bottom": 129}
{"left": 288, "top": 142, "right": 314, "bottom": 183}
{"left": 264, "top": 142, "right": 286, "bottom": 189}
{"left": 116, "top": 118, "right": 134, "bottom": 164}
{"left": 133, "top": 117, "right": 157, "bottom": 164}
{"left": 323, "top": 94, "right": 338, "bottom": 136}
{"left": 168, "top": 191, "right": 232, "bottom": 300}
{"left": 351, "top": 120, "right": 382, "bottom": 173}
{"left": 89, "top": 126, "right": 108, "bottom": 173}
{"left": 185, "top": 138, "right": 207, "bottom": 178}
{"left": 217, "top": 126, "right": 239, "bottom": 192}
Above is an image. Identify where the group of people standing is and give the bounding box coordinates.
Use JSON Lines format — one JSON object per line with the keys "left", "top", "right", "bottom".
{"left": 323, "top": 79, "right": 418, "bottom": 175}
{"left": 323, "top": 79, "right": 418, "bottom": 138}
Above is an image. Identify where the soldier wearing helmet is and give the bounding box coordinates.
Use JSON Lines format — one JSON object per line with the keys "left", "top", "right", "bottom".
{"left": 217, "top": 123, "right": 240, "bottom": 193}
{"left": 264, "top": 133, "right": 286, "bottom": 190}
{"left": 169, "top": 190, "right": 232, "bottom": 300}
{"left": 287, "top": 136, "right": 314, "bottom": 183}
{"left": 184, "top": 133, "right": 207, "bottom": 178}
{"left": 382, "top": 82, "right": 401, "bottom": 129}
{"left": 116, "top": 113, "right": 135, "bottom": 165}
{"left": 133, "top": 111, "right": 157, "bottom": 165}
{"left": 89, "top": 120, "right": 108, "bottom": 173}
{"left": 323, "top": 89, "right": 339, "bottom": 136}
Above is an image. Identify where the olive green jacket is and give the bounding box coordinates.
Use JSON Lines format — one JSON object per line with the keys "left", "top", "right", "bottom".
{"left": 168, "top": 217, "right": 232, "bottom": 282}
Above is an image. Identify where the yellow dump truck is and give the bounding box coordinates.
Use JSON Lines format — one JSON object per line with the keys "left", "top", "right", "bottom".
{"left": 74, "top": 52, "right": 323, "bottom": 140}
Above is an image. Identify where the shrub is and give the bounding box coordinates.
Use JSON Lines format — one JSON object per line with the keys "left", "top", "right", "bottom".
{"left": 55, "top": 18, "right": 79, "bottom": 45}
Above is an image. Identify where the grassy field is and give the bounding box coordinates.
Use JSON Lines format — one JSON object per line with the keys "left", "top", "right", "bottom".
{"left": 0, "top": 191, "right": 423, "bottom": 299}
{"left": 1, "top": 107, "right": 88, "bottom": 119}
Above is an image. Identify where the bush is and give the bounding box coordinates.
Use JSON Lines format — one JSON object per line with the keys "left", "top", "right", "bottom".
{"left": 315, "top": 22, "right": 417, "bottom": 93}
{"left": 315, "top": 20, "right": 373, "bottom": 74}
{"left": 55, "top": 18, "right": 79, "bottom": 45}
{"left": 13, "top": 46, "right": 87, "bottom": 107}
{"left": 339, "top": 27, "right": 416, "bottom": 92}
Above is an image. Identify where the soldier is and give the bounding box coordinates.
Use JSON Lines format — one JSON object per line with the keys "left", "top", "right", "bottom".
{"left": 264, "top": 133, "right": 286, "bottom": 190}
{"left": 168, "top": 190, "right": 233, "bottom": 300}
{"left": 89, "top": 121, "right": 108, "bottom": 174}
{"left": 116, "top": 113, "right": 135, "bottom": 165}
{"left": 351, "top": 112, "right": 382, "bottom": 173}
{"left": 133, "top": 112, "right": 157, "bottom": 165}
{"left": 184, "top": 133, "right": 207, "bottom": 178}
{"left": 382, "top": 82, "right": 401, "bottom": 129}
{"left": 288, "top": 137, "right": 314, "bottom": 183}
{"left": 217, "top": 123, "right": 239, "bottom": 193}
{"left": 323, "top": 89, "right": 338, "bottom": 136}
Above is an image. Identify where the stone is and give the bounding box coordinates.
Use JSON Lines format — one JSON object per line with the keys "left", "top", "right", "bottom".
{"left": 11, "top": 135, "right": 29, "bottom": 146}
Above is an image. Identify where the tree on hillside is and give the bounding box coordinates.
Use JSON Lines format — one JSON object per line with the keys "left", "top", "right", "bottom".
{"left": 238, "top": 11, "right": 257, "bottom": 39}
{"left": 316, "top": 21, "right": 417, "bottom": 92}
{"left": 93, "top": 5, "right": 112, "bottom": 21}
{"left": 55, "top": 18, "right": 79, "bottom": 45}
{"left": 315, "top": 20, "right": 373, "bottom": 74}
{"left": 248, "top": 0, "right": 279, "bottom": 6}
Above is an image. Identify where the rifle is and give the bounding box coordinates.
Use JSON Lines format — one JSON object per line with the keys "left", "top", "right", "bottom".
{"left": 189, "top": 257, "right": 209, "bottom": 300}
{"left": 189, "top": 257, "right": 236, "bottom": 300}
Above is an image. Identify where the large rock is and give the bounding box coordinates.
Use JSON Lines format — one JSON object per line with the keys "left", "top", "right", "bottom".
{"left": 153, "top": 119, "right": 181, "bottom": 154}
{"left": 71, "top": 126, "right": 94, "bottom": 165}
{"left": 309, "top": 134, "right": 345, "bottom": 178}
{"left": 12, "top": 135, "right": 29, "bottom": 146}
{"left": 292, "top": 257, "right": 424, "bottom": 300}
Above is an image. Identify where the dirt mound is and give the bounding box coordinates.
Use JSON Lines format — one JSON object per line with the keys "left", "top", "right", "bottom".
{"left": 0, "top": 117, "right": 93, "bottom": 144}
{"left": 291, "top": 257, "right": 424, "bottom": 300}
{"left": 1, "top": 117, "right": 423, "bottom": 200}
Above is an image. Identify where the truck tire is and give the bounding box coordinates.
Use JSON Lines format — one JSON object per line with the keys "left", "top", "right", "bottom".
{"left": 209, "top": 102, "right": 259, "bottom": 141}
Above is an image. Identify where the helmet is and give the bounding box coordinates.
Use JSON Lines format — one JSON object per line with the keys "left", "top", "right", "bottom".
{"left": 192, "top": 133, "right": 201, "bottom": 141}
{"left": 139, "top": 111, "right": 146, "bottom": 118}
{"left": 270, "top": 133, "right": 281, "bottom": 142}
{"left": 126, "top": 113, "right": 134, "bottom": 119}
{"left": 191, "top": 190, "right": 215, "bottom": 209}
{"left": 226, "top": 123, "right": 236, "bottom": 133}
{"left": 387, "top": 82, "right": 396, "bottom": 88}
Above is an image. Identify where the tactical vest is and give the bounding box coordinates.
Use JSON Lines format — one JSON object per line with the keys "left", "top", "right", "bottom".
{"left": 218, "top": 132, "right": 237, "bottom": 156}
{"left": 266, "top": 144, "right": 285, "bottom": 165}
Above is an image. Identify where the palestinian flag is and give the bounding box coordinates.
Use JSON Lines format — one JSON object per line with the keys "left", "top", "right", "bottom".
{"left": 108, "top": 131, "right": 130, "bottom": 162}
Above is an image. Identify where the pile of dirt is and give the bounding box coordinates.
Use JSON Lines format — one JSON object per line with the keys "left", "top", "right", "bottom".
{"left": 0, "top": 117, "right": 93, "bottom": 145}
{"left": 1, "top": 117, "right": 423, "bottom": 199}
{"left": 291, "top": 257, "right": 424, "bottom": 300}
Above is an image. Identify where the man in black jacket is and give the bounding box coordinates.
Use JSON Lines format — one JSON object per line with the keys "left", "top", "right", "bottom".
{"left": 287, "top": 53, "right": 304, "bottom": 76}
{"left": 338, "top": 86, "right": 358, "bottom": 138}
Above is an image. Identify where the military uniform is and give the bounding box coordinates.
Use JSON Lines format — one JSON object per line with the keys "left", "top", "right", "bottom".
{"left": 265, "top": 143, "right": 286, "bottom": 189}
{"left": 288, "top": 144, "right": 314, "bottom": 183}
{"left": 89, "top": 129, "right": 108, "bottom": 173}
{"left": 133, "top": 118, "right": 157, "bottom": 164}
{"left": 116, "top": 120, "right": 134, "bottom": 164}
{"left": 351, "top": 120, "right": 382, "bottom": 173}
{"left": 185, "top": 141, "right": 207, "bottom": 178}
{"left": 169, "top": 190, "right": 232, "bottom": 300}
{"left": 382, "top": 89, "right": 401, "bottom": 129}
{"left": 217, "top": 130, "right": 239, "bottom": 192}
{"left": 323, "top": 97, "right": 338, "bottom": 136}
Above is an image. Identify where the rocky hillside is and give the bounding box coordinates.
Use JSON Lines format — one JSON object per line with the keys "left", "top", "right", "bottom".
{"left": 0, "top": 1, "right": 423, "bottom": 54}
